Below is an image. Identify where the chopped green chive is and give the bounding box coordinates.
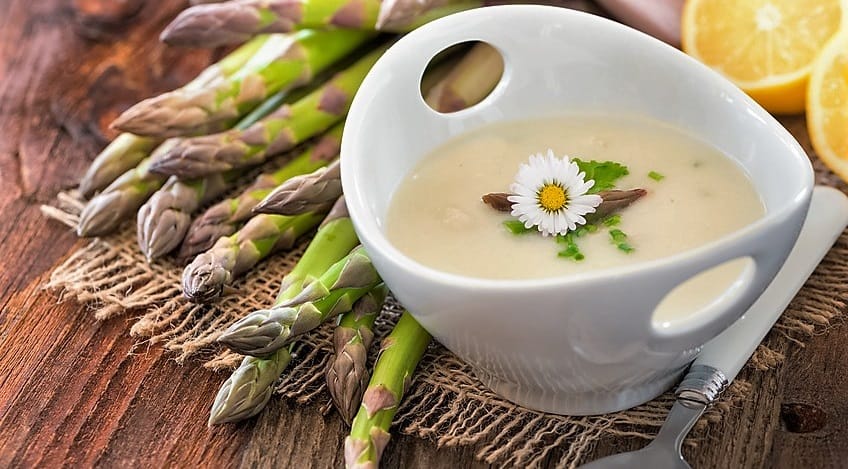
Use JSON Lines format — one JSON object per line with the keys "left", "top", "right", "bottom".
{"left": 609, "top": 229, "right": 627, "bottom": 243}
{"left": 608, "top": 228, "right": 634, "bottom": 254}
{"left": 557, "top": 241, "right": 584, "bottom": 261}
{"left": 648, "top": 171, "right": 665, "bottom": 181}
{"left": 617, "top": 243, "right": 635, "bottom": 253}
{"left": 602, "top": 214, "right": 621, "bottom": 227}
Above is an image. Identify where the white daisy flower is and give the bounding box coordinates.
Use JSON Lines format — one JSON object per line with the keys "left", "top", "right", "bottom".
{"left": 507, "top": 150, "right": 603, "bottom": 236}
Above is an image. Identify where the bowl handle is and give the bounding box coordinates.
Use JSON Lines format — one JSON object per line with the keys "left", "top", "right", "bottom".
{"left": 361, "top": 8, "right": 550, "bottom": 124}
{"left": 645, "top": 222, "right": 797, "bottom": 353}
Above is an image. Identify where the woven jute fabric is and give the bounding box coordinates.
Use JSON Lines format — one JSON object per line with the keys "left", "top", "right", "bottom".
{"left": 41, "top": 159, "right": 848, "bottom": 468}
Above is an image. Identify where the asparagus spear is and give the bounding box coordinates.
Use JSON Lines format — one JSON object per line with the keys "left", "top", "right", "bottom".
{"left": 177, "top": 123, "right": 342, "bottom": 260}
{"left": 345, "top": 312, "right": 431, "bottom": 468}
{"left": 326, "top": 284, "right": 387, "bottom": 426}
{"left": 208, "top": 54, "right": 461, "bottom": 425}
{"left": 161, "top": 0, "right": 479, "bottom": 48}
{"left": 209, "top": 352, "right": 292, "bottom": 425}
{"left": 481, "top": 188, "right": 648, "bottom": 220}
{"left": 150, "top": 44, "right": 388, "bottom": 178}
{"left": 425, "top": 42, "right": 504, "bottom": 113}
{"left": 137, "top": 101, "right": 340, "bottom": 260}
{"left": 182, "top": 211, "right": 328, "bottom": 303}
{"left": 80, "top": 134, "right": 159, "bottom": 200}
{"left": 79, "top": 35, "right": 271, "bottom": 198}
{"left": 209, "top": 199, "right": 359, "bottom": 425}
{"left": 77, "top": 87, "right": 295, "bottom": 237}
{"left": 217, "top": 245, "right": 381, "bottom": 356}
{"left": 112, "top": 30, "right": 372, "bottom": 138}
{"left": 136, "top": 172, "right": 234, "bottom": 261}
{"left": 252, "top": 159, "right": 340, "bottom": 215}
{"left": 77, "top": 143, "right": 175, "bottom": 237}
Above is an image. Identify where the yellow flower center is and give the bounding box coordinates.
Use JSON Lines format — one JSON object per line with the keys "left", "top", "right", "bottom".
{"left": 538, "top": 183, "right": 568, "bottom": 212}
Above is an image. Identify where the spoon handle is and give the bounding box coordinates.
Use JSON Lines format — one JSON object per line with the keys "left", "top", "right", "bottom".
{"left": 692, "top": 186, "right": 848, "bottom": 384}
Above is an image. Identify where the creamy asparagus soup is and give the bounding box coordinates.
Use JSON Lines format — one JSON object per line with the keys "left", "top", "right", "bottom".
{"left": 385, "top": 115, "right": 765, "bottom": 322}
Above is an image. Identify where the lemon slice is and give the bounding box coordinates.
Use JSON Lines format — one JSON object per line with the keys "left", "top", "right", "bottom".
{"left": 808, "top": 33, "right": 848, "bottom": 181}
{"left": 682, "top": 0, "right": 843, "bottom": 114}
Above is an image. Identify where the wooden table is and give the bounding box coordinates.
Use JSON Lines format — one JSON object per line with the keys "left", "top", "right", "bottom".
{"left": 1, "top": 1, "right": 846, "bottom": 467}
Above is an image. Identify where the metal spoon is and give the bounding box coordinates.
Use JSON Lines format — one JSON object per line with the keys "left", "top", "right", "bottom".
{"left": 580, "top": 186, "right": 848, "bottom": 469}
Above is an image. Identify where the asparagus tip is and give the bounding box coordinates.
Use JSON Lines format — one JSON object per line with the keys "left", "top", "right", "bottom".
{"left": 182, "top": 255, "right": 231, "bottom": 303}
{"left": 138, "top": 200, "right": 191, "bottom": 261}
{"left": 77, "top": 191, "right": 127, "bottom": 237}
{"left": 207, "top": 354, "right": 288, "bottom": 426}
{"left": 160, "top": 3, "right": 257, "bottom": 48}
{"left": 217, "top": 308, "right": 290, "bottom": 356}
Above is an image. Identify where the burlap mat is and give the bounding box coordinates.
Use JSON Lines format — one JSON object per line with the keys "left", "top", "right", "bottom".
{"left": 41, "top": 156, "right": 848, "bottom": 468}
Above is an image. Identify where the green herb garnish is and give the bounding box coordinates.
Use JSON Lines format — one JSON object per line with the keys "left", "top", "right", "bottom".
{"left": 602, "top": 214, "right": 621, "bottom": 227}
{"left": 648, "top": 171, "right": 665, "bottom": 181}
{"left": 499, "top": 158, "right": 637, "bottom": 260}
{"left": 503, "top": 219, "right": 532, "bottom": 234}
{"left": 573, "top": 158, "right": 629, "bottom": 193}
{"left": 556, "top": 232, "right": 585, "bottom": 261}
{"left": 609, "top": 228, "right": 635, "bottom": 253}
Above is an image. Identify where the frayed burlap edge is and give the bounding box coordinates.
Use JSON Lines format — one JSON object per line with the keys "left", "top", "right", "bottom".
{"left": 42, "top": 182, "right": 848, "bottom": 468}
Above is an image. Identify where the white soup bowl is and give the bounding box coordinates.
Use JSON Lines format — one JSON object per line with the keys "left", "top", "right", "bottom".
{"left": 340, "top": 5, "right": 813, "bottom": 414}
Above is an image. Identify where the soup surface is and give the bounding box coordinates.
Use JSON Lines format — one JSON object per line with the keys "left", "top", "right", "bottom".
{"left": 385, "top": 115, "right": 765, "bottom": 321}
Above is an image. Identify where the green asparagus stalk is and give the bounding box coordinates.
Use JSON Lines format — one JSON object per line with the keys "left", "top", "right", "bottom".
{"left": 137, "top": 114, "right": 341, "bottom": 260}
{"left": 177, "top": 123, "right": 342, "bottom": 261}
{"left": 113, "top": 30, "right": 372, "bottom": 138}
{"left": 77, "top": 143, "right": 175, "bottom": 237}
{"left": 425, "top": 41, "right": 504, "bottom": 113}
{"left": 161, "top": 0, "right": 479, "bottom": 48}
{"left": 209, "top": 198, "right": 359, "bottom": 425}
{"left": 79, "top": 134, "right": 159, "bottom": 199}
{"left": 326, "top": 284, "right": 387, "bottom": 426}
{"left": 77, "top": 84, "right": 305, "bottom": 238}
{"left": 149, "top": 44, "right": 389, "bottom": 179}
{"left": 78, "top": 35, "right": 271, "bottom": 197}
{"left": 252, "top": 159, "right": 340, "bottom": 215}
{"left": 209, "top": 55, "right": 468, "bottom": 426}
{"left": 345, "top": 312, "right": 431, "bottom": 468}
{"left": 217, "top": 245, "right": 381, "bottom": 356}
{"left": 182, "top": 211, "right": 327, "bottom": 303}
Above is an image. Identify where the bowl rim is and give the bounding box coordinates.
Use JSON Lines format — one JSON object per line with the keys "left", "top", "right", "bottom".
{"left": 341, "top": 5, "right": 814, "bottom": 294}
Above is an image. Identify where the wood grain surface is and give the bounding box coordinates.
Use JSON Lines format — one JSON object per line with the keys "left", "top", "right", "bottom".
{"left": 1, "top": 0, "right": 847, "bottom": 467}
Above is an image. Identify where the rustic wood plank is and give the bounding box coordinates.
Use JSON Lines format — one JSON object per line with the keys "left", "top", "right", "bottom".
{"left": 1, "top": 0, "right": 847, "bottom": 468}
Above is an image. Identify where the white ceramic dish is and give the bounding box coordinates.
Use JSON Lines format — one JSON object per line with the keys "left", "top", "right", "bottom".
{"left": 341, "top": 5, "right": 813, "bottom": 414}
